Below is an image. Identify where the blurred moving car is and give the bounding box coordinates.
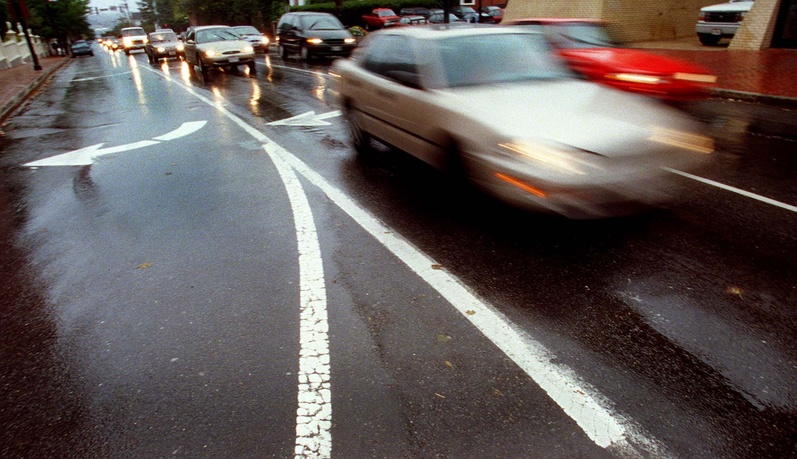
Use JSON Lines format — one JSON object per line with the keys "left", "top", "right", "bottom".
{"left": 232, "top": 25, "right": 270, "bottom": 53}
{"left": 504, "top": 18, "right": 717, "bottom": 101}
{"left": 276, "top": 12, "right": 357, "bottom": 60}
{"left": 183, "top": 25, "right": 256, "bottom": 80}
{"left": 146, "top": 30, "right": 181, "bottom": 63}
{"left": 121, "top": 26, "right": 148, "bottom": 55}
{"left": 695, "top": 0, "right": 754, "bottom": 45}
{"left": 332, "top": 26, "right": 713, "bottom": 218}
{"left": 70, "top": 40, "right": 94, "bottom": 57}
{"left": 480, "top": 6, "right": 505, "bottom": 24}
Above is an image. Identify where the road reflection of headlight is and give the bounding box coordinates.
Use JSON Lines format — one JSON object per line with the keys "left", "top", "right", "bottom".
{"left": 606, "top": 73, "right": 662, "bottom": 85}
{"left": 673, "top": 72, "right": 717, "bottom": 83}
{"left": 498, "top": 141, "right": 603, "bottom": 175}
{"left": 648, "top": 127, "right": 714, "bottom": 154}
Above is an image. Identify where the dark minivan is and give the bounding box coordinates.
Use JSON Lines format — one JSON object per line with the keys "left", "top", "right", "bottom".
{"left": 277, "top": 12, "right": 357, "bottom": 60}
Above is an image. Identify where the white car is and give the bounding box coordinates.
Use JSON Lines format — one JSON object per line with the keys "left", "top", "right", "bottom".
{"left": 121, "top": 26, "right": 148, "bottom": 55}
{"left": 331, "top": 26, "right": 715, "bottom": 218}
{"left": 696, "top": 0, "right": 755, "bottom": 45}
{"left": 183, "top": 25, "right": 256, "bottom": 80}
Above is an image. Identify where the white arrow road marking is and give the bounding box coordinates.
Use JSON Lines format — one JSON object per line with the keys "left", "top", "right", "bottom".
{"left": 153, "top": 121, "right": 207, "bottom": 141}
{"left": 23, "top": 121, "right": 207, "bottom": 167}
{"left": 267, "top": 111, "right": 341, "bottom": 127}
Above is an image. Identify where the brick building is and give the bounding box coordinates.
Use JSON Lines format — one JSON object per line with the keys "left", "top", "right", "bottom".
{"left": 503, "top": 0, "right": 797, "bottom": 49}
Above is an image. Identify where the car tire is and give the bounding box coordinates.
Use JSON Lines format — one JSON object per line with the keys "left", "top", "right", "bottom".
{"left": 698, "top": 33, "right": 722, "bottom": 46}
{"left": 197, "top": 57, "right": 210, "bottom": 81}
{"left": 300, "top": 46, "right": 310, "bottom": 61}
{"left": 124, "top": 49, "right": 130, "bottom": 56}
{"left": 248, "top": 61, "right": 257, "bottom": 75}
{"left": 280, "top": 45, "right": 289, "bottom": 59}
{"left": 344, "top": 103, "right": 372, "bottom": 155}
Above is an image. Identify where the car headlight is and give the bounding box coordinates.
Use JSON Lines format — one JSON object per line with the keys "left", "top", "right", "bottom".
{"left": 244, "top": 45, "right": 254, "bottom": 53}
{"left": 176, "top": 43, "right": 184, "bottom": 51}
{"left": 123, "top": 37, "right": 133, "bottom": 46}
{"left": 344, "top": 37, "right": 356, "bottom": 44}
{"left": 648, "top": 127, "right": 714, "bottom": 154}
{"left": 498, "top": 141, "right": 604, "bottom": 175}
{"left": 205, "top": 49, "right": 217, "bottom": 57}
{"left": 307, "top": 38, "right": 323, "bottom": 44}
{"left": 157, "top": 46, "right": 166, "bottom": 52}
{"left": 261, "top": 36, "right": 269, "bottom": 45}
{"left": 606, "top": 73, "right": 663, "bottom": 85}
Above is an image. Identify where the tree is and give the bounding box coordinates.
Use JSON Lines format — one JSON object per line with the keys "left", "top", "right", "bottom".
{"left": 23, "top": 0, "right": 93, "bottom": 41}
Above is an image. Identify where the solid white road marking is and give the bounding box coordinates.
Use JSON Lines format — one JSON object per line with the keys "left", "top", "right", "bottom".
{"left": 143, "top": 65, "right": 666, "bottom": 456}
{"left": 664, "top": 167, "right": 797, "bottom": 213}
{"left": 23, "top": 121, "right": 207, "bottom": 167}
{"left": 72, "top": 71, "right": 134, "bottom": 82}
{"left": 267, "top": 111, "right": 342, "bottom": 127}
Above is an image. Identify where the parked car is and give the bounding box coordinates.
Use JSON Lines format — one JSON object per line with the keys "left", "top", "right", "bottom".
{"left": 277, "top": 12, "right": 357, "bottom": 60}
{"left": 504, "top": 18, "right": 717, "bottom": 100}
{"left": 451, "top": 6, "right": 479, "bottom": 23}
{"left": 183, "top": 25, "right": 256, "bottom": 80}
{"left": 331, "top": 26, "right": 713, "bottom": 218}
{"left": 70, "top": 40, "right": 94, "bottom": 57}
{"left": 427, "top": 10, "right": 467, "bottom": 24}
{"left": 120, "top": 26, "right": 148, "bottom": 55}
{"left": 480, "top": 6, "right": 504, "bottom": 24}
{"left": 146, "top": 30, "right": 181, "bottom": 63}
{"left": 231, "top": 25, "right": 270, "bottom": 53}
{"left": 362, "top": 8, "right": 402, "bottom": 30}
{"left": 399, "top": 15, "right": 428, "bottom": 26}
{"left": 695, "top": 0, "right": 754, "bottom": 45}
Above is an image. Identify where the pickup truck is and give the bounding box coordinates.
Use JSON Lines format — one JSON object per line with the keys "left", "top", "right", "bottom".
{"left": 362, "top": 8, "right": 401, "bottom": 30}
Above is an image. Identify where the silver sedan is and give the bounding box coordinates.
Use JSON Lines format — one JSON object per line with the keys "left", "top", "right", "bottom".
{"left": 331, "top": 26, "right": 714, "bottom": 218}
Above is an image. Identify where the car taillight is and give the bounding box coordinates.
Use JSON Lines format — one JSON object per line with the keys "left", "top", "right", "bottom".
{"left": 698, "top": 11, "right": 706, "bottom": 20}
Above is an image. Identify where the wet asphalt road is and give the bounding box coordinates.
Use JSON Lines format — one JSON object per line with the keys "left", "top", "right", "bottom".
{"left": 0, "top": 46, "right": 795, "bottom": 458}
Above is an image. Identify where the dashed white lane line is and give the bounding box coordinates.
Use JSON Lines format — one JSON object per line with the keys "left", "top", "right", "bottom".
{"left": 142, "top": 65, "right": 667, "bottom": 456}
{"left": 663, "top": 167, "right": 797, "bottom": 213}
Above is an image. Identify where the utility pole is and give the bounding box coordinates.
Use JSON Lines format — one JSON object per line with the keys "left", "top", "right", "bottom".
{"left": 8, "top": 0, "right": 42, "bottom": 71}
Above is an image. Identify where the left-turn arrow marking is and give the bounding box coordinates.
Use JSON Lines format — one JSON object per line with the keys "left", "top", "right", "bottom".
{"left": 23, "top": 121, "right": 207, "bottom": 167}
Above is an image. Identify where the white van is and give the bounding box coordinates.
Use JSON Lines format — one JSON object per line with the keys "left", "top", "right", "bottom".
{"left": 121, "top": 26, "right": 148, "bottom": 55}
{"left": 696, "top": 0, "right": 755, "bottom": 45}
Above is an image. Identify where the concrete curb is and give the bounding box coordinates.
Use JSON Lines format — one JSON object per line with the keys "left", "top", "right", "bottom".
{"left": 711, "top": 88, "right": 797, "bottom": 109}
{"left": 0, "top": 58, "right": 70, "bottom": 124}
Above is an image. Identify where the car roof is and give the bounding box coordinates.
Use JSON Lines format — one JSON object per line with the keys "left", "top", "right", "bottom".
{"left": 283, "top": 11, "right": 335, "bottom": 16}
{"left": 505, "top": 17, "right": 606, "bottom": 25}
{"left": 193, "top": 25, "right": 233, "bottom": 31}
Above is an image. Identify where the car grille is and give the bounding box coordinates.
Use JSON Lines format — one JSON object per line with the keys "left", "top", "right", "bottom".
{"left": 703, "top": 12, "right": 743, "bottom": 23}
{"left": 132, "top": 39, "right": 145, "bottom": 45}
{"left": 222, "top": 50, "right": 242, "bottom": 55}
{"left": 324, "top": 39, "right": 345, "bottom": 45}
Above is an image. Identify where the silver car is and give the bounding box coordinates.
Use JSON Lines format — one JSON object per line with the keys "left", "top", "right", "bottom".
{"left": 331, "top": 26, "right": 714, "bottom": 218}
{"left": 183, "top": 25, "right": 257, "bottom": 80}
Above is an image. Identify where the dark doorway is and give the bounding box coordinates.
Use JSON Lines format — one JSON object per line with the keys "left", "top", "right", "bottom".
{"left": 772, "top": 0, "right": 797, "bottom": 47}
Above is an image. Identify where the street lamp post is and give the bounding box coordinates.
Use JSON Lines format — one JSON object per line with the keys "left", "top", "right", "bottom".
{"left": 8, "top": 0, "right": 42, "bottom": 71}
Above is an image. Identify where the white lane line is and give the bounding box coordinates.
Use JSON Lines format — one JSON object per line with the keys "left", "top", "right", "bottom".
{"left": 141, "top": 67, "right": 332, "bottom": 458}
{"left": 153, "top": 121, "right": 207, "bottom": 141}
{"left": 73, "top": 71, "right": 133, "bottom": 82}
{"left": 261, "top": 62, "right": 332, "bottom": 79}
{"left": 663, "top": 167, "right": 797, "bottom": 213}
{"left": 142, "top": 66, "right": 666, "bottom": 456}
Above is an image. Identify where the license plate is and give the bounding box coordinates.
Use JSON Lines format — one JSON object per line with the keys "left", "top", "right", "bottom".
{"left": 331, "top": 46, "right": 342, "bottom": 51}
{"left": 229, "top": 57, "right": 239, "bottom": 63}
{"left": 711, "top": 29, "right": 722, "bottom": 35}
{"left": 168, "top": 51, "right": 176, "bottom": 56}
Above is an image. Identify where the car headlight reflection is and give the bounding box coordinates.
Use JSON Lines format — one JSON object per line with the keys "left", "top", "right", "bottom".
{"left": 648, "top": 127, "right": 714, "bottom": 154}
{"left": 673, "top": 72, "right": 717, "bottom": 83}
{"left": 499, "top": 141, "right": 604, "bottom": 175}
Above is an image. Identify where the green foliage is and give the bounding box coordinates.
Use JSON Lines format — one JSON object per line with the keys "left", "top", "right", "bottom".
{"left": 22, "top": 0, "right": 93, "bottom": 40}
{"left": 290, "top": 0, "right": 442, "bottom": 28}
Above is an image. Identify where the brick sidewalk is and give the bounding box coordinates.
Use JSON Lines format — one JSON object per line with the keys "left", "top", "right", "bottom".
{"left": 0, "top": 56, "right": 70, "bottom": 124}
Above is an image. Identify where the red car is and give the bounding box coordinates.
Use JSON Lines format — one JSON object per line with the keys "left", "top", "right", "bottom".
{"left": 504, "top": 18, "right": 717, "bottom": 101}
{"left": 362, "top": 8, "right": 401, "bottom": 30}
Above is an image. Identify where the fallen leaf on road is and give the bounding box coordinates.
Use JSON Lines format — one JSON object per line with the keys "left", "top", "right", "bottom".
{"left": 435, "top": 393, "right": 446, "bottom": 399}
{"left": 493, "top": 388, "right": 504, "bottom": 397}
{"left": 436, "top": 334, "right": 452, "bottom": 342}
{"left": 136, "top": 262, "right": 153, "bottom": 269}
{"left": 431, "top": 264, "right": 444, "bottom": 270}
{"left": 444, "top": 360, "right": 455, "bottom": 369}
{"left": 726, "top": 286, "right": 744, "bottom": 298}
{"left": 466, "top": 310, "right": 476, "bottom": 315}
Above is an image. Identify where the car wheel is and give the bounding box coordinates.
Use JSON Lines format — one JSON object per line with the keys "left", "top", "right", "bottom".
{"left": 279, "top": 44, "right": 289, "bottom": 59}
{"left": 344, "top": 103, "right": 371, "bottom": 155}
{"left": 698, "top": 33, "right": 722, "bottom": 46}
{"left": 300, "top": 46, "right": 310, "bottom": 61}
{"left": 198, "top": 58, "right": 210, "bottom": 81}
{"left": 248, "top": 61, "right": 257, "bottom": 75}
{"left": 124, "top": 49, "right": 130, "bottom": 56}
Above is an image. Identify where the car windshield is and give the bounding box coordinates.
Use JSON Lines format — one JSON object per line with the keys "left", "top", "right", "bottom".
{"left": 378, "top": 9, "right": 397, "bottom": 17}
{"left": 233, "top": 26, "right": 260, "bottom": 35}
{"left": 302, "top": 15, "right": 344, "bottom": 30}
{"left": 546, "top": 23, "right": 616, "bottom": 48}
{"left": 436, "top": 33, "right": 570, "bottom": 88}
{"left": 122, "top": 28, "right": 145, "bottom": 37}
{"left": 196, "top": 28, "right": 240, "bottom": 43}
{"left": 149, "top": 32, "right": 177, "bottom": 43}
{"left": 460, "top": 7, "right": 476, "bottom": 13}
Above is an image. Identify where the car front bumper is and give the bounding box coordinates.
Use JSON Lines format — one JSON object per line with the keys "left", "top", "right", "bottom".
{"left": 305, "top": 43, "right": 357, "bottom": 57}
{"left": 695, "top": 22, "right": 740, "bottom": 37}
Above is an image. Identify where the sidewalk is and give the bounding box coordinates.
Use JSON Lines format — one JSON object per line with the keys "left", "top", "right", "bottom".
{"left": 0, "top": 56, "right": 70, "bottom": 125}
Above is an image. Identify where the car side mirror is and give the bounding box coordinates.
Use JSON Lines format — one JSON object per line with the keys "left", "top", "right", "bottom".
{"left": 187, "top": 39, "right": 195, "bottom": 44}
